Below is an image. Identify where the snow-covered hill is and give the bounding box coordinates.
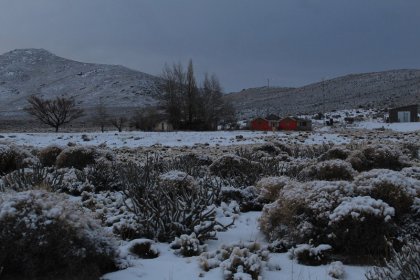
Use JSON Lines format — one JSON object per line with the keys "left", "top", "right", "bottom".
{"left": 225, "top": 70, "right": 420, "bottom": 119}
{"left": 0, "top": 49, "right": 163, "bottom": 119}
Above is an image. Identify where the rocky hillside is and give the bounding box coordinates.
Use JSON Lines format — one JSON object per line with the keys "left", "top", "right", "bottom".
{"left": 0, "top": 49, "right": 163, "bottom": 119}
{"left": 225, "top": 70, "right": 420, "bottom": 119}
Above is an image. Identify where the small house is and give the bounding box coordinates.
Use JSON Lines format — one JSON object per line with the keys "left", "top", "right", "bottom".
{"left": 250, "top": 117, "right": 271, "bottom": 131}
{"left": 388, "top": 105, "right": 418, "bottom": 123}
{"left": 278, "top": 117, "right": 312, "bottom": 131}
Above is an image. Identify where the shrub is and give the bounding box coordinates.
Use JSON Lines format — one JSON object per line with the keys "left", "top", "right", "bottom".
{"left": 328, "top": 196, "right": 396, "bottom": 260}
{"left": 1, "top": 165, "right": 63, "bottom": 192}
{"left": 128, "top": 239, "right": 159, "bottom": 259}
{"left": 170, "top": 233, "right": 206, "bottom": 257}
{"left": 354, "top": 169, "right": 419, "bottom": 217}
{"left": 328, "top": 261, "right": 345, "bottom": 279}
{"left": 120, "top": 162, "right": 223, "bottom": 242}
{"left": 81, "top": 191, "right": 141, "bottom": 240}
{"left": 56, "top": 146, "right": 96, "bottom": 169}
{"left": 365, "top": 240, "right": 420, "bottom": 280}
{"left": 347, "top": 144, "right": 406, "bottom": 172}
{"left": 299, "top": 159, "right": 356, "bottom": 181}
{"left": 0, "top": 190, "right": 117, "bottom": 280}
{"left": 221, "top": 185, "right": 262, "bottom": 212}
{"left": 199, "top": 242, "right": 269, "bottom": 280}
{"left": 319, "top": 146, "right": 351, "bottom": 161}
{"left": 289, "top": 244, "right": 332, "bottom": 266}
{"left": 85, "top": 160, "right": 122, "bottom": 192}
{"left": 0, "top": 144, "right": 24, "bottom": 175}
{"left": 38, "top": 145, "right": 63, "bottom": 167}
{"left": 401, "top": 166, "right": 420, "bottom": 180}
{"left": 256, "top": 176, "right": 290, "bottom": 203}
{"left": 259, "top": 180, "right": 354, "bottom": 244}
{"left": 209, "top": 154, "right": 263, "bottom": 187}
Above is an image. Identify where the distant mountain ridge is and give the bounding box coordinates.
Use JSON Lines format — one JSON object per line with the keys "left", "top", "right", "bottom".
{"left": 225, "top": 69, "right": 420, "bottom": 119}
{"left": 0, "top": 48, "right": 163, "bottom": 119}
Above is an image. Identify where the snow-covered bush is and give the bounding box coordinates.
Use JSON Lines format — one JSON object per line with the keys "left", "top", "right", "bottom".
{"left": 210, "top": 154, "right": 263, "bottom": 187}
{"left": 256, "top": 176, "right": 289, "bottom": 203}
{"left": 299, "top": 159, "right": 356, "bottom": 181}
{"left": 1, "top": 165, "right": 63, "bottom": 192}
{"left": 0, "top": 144, "right": 24, "bottom": 175}
{"left": 328, "top": 261, "right": 345, "bottom": 279}
{"left": 221, "top": 185, "right": 262, "bottom": 212}
{"left": 120, "top": 162, "right": 223, "bottom": 242}
{"left": 401, "top": 166, "right": 420, "bottom": 180}
{"left": 347, "top": 144, "right": 406, "bottom": 172}
{"left": 260, "top": 180, "right": 354, "bottom": 244}
{"left": 319, "top": 146, "right": 351, "bottom": 161}
{"left": 199, "top": 242, "right": 269, "bottom": 280}
{"left": 289, "top": 244, "right": 332, "bottom": 266}
{"left": 56, "top": 146, "right": 96, "bottom": 169}
{"left": 84, "top": 160, "right": 122, "bottom": 192}
{"left": 365, "top": 240, "right": 420, "bottom": 280}
{"left": 56, "top": 168, "right": 93, "bottom": 195}
{"left": 81, "top": 191, "right": 141, "bottom": 240}
{"left": 329, "top": 196, "right": 395, "bottom": 259}
{"left": 128, "top": 239, "right": 159, "bottom": 259}
{"left": 354, "top": 169, "right": 420, "bottom": 216}
{"left": 165, "top": 153, "right": 212, "bottom": 177}
{"left": 0, "top": 190, "right": 117, "bottom": 279}
{"left": 170, "top": 233, "right": 206, "bottom": 257}
{"left": 38, "top": 145, "right": 63, "bottom": 167}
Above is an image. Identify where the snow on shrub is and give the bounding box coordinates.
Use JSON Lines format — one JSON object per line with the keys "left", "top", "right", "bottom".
{"left": 209, "top": 154, "right": 263, "bottom": 187}
{"left": 289, "top": 244, "right": 332, "bottom": 266}
{"left": 365, "top": 240, "right": 420, "bottom": 280}
{"left": 81, "top": 191, "right": 141, "bottom": 240}
{"left": 84, "top": 159, "right": 122, "bottom": 192}
{"left": 347, "top": 144, "right": 406, "bottom": 172}
{"left": 299, "top": 159, "right": 356, "bottom": 181}
{"left": 170, "top": 233, "right": 206, "bottom": 257}
{"left": 328, "top": 196, "right": 395, "bottom": 259}
{"left": 56, "top": 146, "right": 97, "bottom": 169}
{"left": 128, "top": 239, "right": 159, "bottom": 259}
{"left": 354, "top": 169, "right": 420, "bottom": 216}
{"left": 260, "top": 180, "right": 354, "bottom": 244}
{"left": 319, "top": 146, "right": 351, "bottom": 161}
{"left": 255, "top": 176, "right": 289, "bottom": 203}
{"left": 401, "top": 166, "right": 420, "bottom": 180}
{"left": 38, "top": 145, "right": 63, "bottom": 167}
{"left": 221, "top": 185, "right": 263, "bottom": 212}
{"left": 1, "top": 165, "right": 63, "bottom": 192}
{"left": 159, "top": 170, "right": 198, "bottom": 191}
{"left": 0, "top": 190, "right": 117, "bottom": 279}
{"left": 199, "top": 242, "right": 269, "bottom": 280}
{"left": 120, "top": 163, "right": 223, "bottom": 242}
{"left": 327, "top": 261, "right": 345, "bottom": 279}
{"left": 0, "top": 144, "right": 28, "bottom": 175}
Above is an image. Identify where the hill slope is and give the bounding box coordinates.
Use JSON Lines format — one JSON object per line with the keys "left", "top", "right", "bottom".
{"left": 225, "top": 70, "right": 420, "bottom": 119}
{"left": 0, "top": 49, "right": 163, "bottom": 119}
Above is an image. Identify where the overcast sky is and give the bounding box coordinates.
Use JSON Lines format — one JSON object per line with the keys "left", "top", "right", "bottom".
{"left": 1, "top": 0, "right": 419, "bottom": 92}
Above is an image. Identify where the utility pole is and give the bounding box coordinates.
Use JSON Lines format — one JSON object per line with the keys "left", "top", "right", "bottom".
{"left": 267, "top": 78, "right": 270, "bottom": 89}
{"left": 322, "top": 78, "right": 326, "bottom": 124}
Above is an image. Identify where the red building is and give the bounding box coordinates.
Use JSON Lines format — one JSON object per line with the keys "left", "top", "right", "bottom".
{"left": 250, "top": 117, "right": 271, "bottom": 131}
{"left": 279, "top": 117, "right": 298, "bottom": 130}
{"left": 279, "top": 117, "right": 312, "bottom": 131}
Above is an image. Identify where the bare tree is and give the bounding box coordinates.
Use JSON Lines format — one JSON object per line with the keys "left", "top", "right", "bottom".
{"left": 110, "top": 117, "right": 127, "bottom": 132}
{"left": 95, "top": 98, "right": 108, "bottom": 133}
{"left": 25, "top": 95, "right": 84, "bottom": 132}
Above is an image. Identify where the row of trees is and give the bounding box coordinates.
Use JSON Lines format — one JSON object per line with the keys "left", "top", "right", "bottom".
{"left": 162, "top": 60, "right": 235, "bottom": 130}
{"left": 25, "top": 60, "right": 235, "bottom": 132}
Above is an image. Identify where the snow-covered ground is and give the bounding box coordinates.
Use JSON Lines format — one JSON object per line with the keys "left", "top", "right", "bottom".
{"left": 355, "top": 121, "right": 420, "bottom": 132}
{"left": 0, "top": 130, "right": 351, "bottom": 148}
{"left": 103, "top": 212, "right": 368, "bottom": 280}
